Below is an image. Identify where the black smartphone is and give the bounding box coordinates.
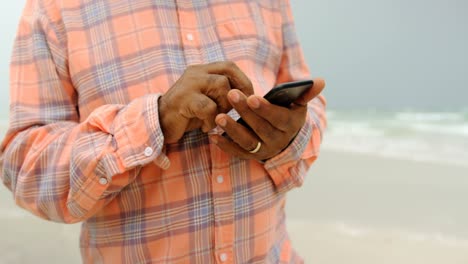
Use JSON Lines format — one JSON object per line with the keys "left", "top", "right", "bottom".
{"left": 235, "top": 79, "right": 314, "bottom": 129}
{"left": 263, "top": 79, "right": 314, "bottom": 107}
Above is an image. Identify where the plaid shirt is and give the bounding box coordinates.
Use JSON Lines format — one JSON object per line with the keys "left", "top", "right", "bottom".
{"left": 1, "top": 0, "right": 326, "bottom": 263}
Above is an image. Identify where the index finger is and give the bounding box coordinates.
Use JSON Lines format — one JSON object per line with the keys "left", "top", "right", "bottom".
{"left": 246, "top": 95, "right": 302, "bottom": 132}
{"left": 202, "top": 61, "right": 254, "bottom": 96}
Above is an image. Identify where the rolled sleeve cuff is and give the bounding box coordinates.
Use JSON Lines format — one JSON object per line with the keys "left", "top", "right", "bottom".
{"left": 115, "top": 93, "right": 170, "bottom": 171}
{"left": 264, "top": 112, "right": 316, "bottom": 187}
{"left": 93, "top": 93, "right": 169, "bottom": 184}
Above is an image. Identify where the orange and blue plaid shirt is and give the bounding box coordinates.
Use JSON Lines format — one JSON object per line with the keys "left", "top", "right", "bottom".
{"left": 1, "top": 0, "right": 326, "bottom": 263}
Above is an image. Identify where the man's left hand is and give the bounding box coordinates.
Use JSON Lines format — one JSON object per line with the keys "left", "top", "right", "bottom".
{"left": 210, "top": 78, "right": 325, "bottom": 161}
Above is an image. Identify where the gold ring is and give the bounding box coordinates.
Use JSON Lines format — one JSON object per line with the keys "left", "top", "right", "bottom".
{"left": 249, "top": 142, "right": 262, "bottom": 154}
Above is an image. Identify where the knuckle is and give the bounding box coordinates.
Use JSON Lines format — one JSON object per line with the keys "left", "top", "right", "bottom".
{"left": 214, "top": 75, "right": 230, "bottom": 88}
{"left": 206, "top": 75, "right": 229, "bottom": 92}
{"left": 180, "top": 105, "right": 194, "bottom": 118}
{"left": 206, "top": 74, "right": 218, "bottom": 85}
{"left": 195, "top": 97, "right": 211, "bottom": 111}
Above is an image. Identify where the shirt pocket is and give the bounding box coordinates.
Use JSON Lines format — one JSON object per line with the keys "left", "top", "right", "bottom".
{"left": 216, "top": 18, "right": 283, "bottom": 95}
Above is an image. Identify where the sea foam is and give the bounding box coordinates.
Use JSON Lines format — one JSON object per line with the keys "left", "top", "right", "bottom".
{"left": 322, "top": 110, "right": 468, "bottom": 167}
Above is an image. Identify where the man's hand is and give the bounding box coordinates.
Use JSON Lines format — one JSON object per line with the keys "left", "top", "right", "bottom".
{"left": 159, "top": 61, "right": 253, "bottom": 144}
{"left": 210, "top": 78, "right": 325, "bottom": 160}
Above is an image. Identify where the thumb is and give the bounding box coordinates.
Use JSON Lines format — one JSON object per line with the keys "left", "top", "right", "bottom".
{"left": 294, "top": 78, "right": 326, "bottom": 106}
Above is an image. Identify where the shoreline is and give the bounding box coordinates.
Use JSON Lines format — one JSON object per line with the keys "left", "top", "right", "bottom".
{"left": 287, "top": 150, "right": 468, "bottom": 237}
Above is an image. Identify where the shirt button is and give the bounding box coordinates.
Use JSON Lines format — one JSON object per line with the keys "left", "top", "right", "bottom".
{"left": 219, "top": 253, "right": 228, "bottom": 262}
{"left": 216, "top": 175, "right": 224, "bottom": 184}
{"left": 144, "top": 147, "right": 154, "bottom": 157}
{"left": 186, "top": 33, "right": 194, "bottom": 41}
{"left": 99, "top": 177, "right": 108, "bottom": 185}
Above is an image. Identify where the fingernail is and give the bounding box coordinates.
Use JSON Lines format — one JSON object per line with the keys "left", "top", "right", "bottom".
{"left": 248, "top": 96, "right": 261, "bottom": 109}
{"left": 210, "top": 136, "right": 218, "bottom": 144}
{"left": 217, "top": 117, "right": 227, "bottom": 127}
{"left": 229, "top": 90, "right": 240, "bottom": 103}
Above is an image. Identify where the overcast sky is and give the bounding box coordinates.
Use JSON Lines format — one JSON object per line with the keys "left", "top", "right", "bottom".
{"left": 1, "top": 0, "right": 467, "bottom": 120}
{"left": 292, "top": 0, "right": 468, "bottom": 111}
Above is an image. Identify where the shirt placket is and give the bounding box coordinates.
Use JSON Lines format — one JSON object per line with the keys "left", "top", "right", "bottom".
{"left": 176, "top": 1, "right": 202, "bottom": 66}
{"left": 210, "top": 145, "right": 235, "bottom": 264}
{"left": 175, "top": 1, "right": 235, "bottom": 263}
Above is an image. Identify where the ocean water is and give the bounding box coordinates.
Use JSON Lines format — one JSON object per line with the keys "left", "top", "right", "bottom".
{"left": 322, "top": 109, "right": 468, "bottom": 167}
{"left": 0, "top": 110, "right": 467, "bottom": 167}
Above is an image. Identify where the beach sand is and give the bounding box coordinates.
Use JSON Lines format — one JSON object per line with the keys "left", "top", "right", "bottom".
{"left": 1, "top": 150, "right": 468, "bottom": 263}
{"left": 286, "top": 150, "right": 468, "bottom": 263}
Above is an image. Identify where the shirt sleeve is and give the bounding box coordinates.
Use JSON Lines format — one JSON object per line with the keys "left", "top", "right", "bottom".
{"left": 0, "top": 0, "right": 169, "bottom": 223}
{"left": 263, "top": 0, "right": 327, "bottom": 193}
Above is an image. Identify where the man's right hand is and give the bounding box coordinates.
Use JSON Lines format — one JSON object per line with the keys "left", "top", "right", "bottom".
{"left": 159, "top": 61, "right": 254, "bottom": 144}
